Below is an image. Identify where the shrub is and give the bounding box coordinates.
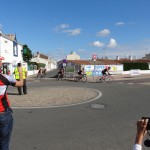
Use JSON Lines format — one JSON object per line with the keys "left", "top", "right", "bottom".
{"left": 123, "top": 62, "right": 149, "bottom": 71}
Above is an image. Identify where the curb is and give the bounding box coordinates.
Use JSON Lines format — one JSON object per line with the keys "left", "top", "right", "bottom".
{"left": 11, "top": 88, "right": 102, "bottom": 109}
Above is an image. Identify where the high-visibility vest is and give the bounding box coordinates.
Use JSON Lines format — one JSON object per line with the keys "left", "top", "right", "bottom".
{"left": 14, "top": 67, "right": 26, "bottom": 79}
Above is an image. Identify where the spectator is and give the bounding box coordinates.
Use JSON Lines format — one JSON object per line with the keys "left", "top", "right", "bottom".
{"left": 0, "top": 59, "right": 23, "bottom": 150}
{"left": 133, "top": 118, "right": 148, "bottom": 150}
{"left": 7, "top": 69, "right": 11, "bottom": 75}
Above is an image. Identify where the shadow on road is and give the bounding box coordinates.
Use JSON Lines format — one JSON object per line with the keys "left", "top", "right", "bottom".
{"left": 7, "top": 93, "right": 19, "bottom": 95}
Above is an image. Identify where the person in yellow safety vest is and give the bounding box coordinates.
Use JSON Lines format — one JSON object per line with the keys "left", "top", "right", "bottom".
{"left": 14, "top": 63, "right": 28, "bottom": 95}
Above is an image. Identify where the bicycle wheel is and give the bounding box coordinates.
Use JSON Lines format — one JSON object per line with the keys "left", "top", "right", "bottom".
{"left": 56, "top": 74, "right": 60, "bottom": 81}
{"left": 60, "top": 74, "right": 64, "bottom": 81}
{"left": 81, "top": 76, "right": 87, "bottom": 82}
{"left": 96, "top": 76, "right": 103, "bottom": 83}
{"left": 105, "top": 76, "right": 114, "bottom": 84}
{"left": 74, "top": 76, "right": 79, "bottom": 82}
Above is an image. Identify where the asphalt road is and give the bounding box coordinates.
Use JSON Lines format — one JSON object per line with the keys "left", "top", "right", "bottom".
{"left": 9, "top": 70, "right": 150, "bottom": 150}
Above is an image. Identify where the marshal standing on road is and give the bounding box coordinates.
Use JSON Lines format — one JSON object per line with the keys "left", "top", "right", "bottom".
{"left": 0, "top": 59, "right": 23, "bottom": 150}
{"left": 14, "top": 63, "right": 27, "bottom": 95}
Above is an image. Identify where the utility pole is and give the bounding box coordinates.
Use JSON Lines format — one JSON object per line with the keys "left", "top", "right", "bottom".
{"left": 92, "top": 54, "right": 97, "bottom": 80}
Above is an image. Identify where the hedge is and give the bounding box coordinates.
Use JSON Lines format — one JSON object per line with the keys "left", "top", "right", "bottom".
{"left": 28, "top": 62, "right": 45, "bottom": 70}
{"left": 123, "top": 62, "right": 149, "bottom": 71}
{"left": 37, "top": 63, "right": 46, "bottom": 69}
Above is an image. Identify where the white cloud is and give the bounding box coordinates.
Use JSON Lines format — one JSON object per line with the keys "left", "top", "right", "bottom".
{"left": 97, "top": 29, "right": 110, "bottom": 37}
{"left": 54, "top": 24, "right": 81, "bottom": 36}
{"left": 59, "top": 24, "right": 70, "bottom": 29}
{"left": 63, "top": 28, "right": 81, "bottom": 36}
{"left": 115, "top": 22, "right": 135, "bottom": 26}
{"left": 115, "top": 22, "right": 125, "bottom": 26}
{"left": 107, "top": 38, "right": 117, "bottom": 48}
{"left": 91, "top": 41, "right": 104, "bottom": 48}
{"left": 54, "top": 24, "right": 70, "bottom": 32}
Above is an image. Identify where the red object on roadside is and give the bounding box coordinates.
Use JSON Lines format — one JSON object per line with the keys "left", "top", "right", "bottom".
{"left": 7, "top": 70, "right": 10, "bottom": 75}
{"left": 92, "top": 54, "right": 97, "bottom": 61}
{"left": 0, "top": 56, "right": 5, "bottom": 60}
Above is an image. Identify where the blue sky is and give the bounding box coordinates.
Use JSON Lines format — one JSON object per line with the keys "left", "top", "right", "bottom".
{"left": 0, "top": 0, "right": 150, "bottom": 60}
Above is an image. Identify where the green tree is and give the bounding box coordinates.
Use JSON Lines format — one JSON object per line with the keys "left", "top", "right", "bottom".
{"left": 22, "top": 45, "right": 33, "bottom": 62}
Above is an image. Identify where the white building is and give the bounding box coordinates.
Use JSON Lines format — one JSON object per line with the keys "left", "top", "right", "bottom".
{"left": 31, "top": 52, "right": 57, "bottom": 70}
{"left": 66, "top": 51, "right": 80, "bottom": 60}
{"left": 0, "top": 31, "right": 23, "bottom": 74}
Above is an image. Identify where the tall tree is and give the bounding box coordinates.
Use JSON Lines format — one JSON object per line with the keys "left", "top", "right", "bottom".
{"left": 22, "top": 45, "right": 32, "bottom": 62}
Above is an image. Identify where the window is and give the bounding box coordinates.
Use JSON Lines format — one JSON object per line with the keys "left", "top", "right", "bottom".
{"left": 13, "top": 41, "right": 18, "bottom": 56}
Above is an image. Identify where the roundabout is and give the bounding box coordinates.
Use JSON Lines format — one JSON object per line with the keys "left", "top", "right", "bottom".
{"left": 8, "top": 86, "right": 102, "bottom": 108}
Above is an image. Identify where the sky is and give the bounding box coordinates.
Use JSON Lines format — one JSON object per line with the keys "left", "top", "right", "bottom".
{"left": 0, "top": 0, "right": 150, "bottom": 60}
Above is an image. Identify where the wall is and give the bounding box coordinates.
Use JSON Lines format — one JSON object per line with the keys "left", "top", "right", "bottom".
{"left": 122, "top": 70, "right": 150, "bottom": 75}
{"left": 84, "top": 65, "right": 123, "bottom": 76}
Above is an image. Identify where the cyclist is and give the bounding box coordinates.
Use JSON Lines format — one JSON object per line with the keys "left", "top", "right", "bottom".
{"left": 101, "top": 67, "right": 111, "bottom": 79}
{"left": 58, "top": 68, "right": 65, "bottom": 78}
{"left": 78, "top": 68, "right": 84, "bottom": 79}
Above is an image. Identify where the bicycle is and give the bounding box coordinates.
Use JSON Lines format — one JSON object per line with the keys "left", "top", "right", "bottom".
{"left": 74, "top": 74, "right": 87, "bottom": 82}
{"left": 96, "top": 74, "right": 114, "bottom": 84}
{"left": 56, "top": 73, "right": 64, "bottom": 81}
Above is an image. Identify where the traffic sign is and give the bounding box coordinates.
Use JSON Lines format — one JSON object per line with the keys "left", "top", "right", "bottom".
{"left": 92, "top": 54, "right": 97, "bottom": 61}
{"left": 62, "top": 59, "right": 67, "bottom": 63}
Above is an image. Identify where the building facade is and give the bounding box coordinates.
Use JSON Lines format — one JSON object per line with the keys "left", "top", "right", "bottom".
{"left": 66, "top": 51, "right": 80, "bottom": 60}
{"left": 31, "top": 52, "right": 57, "bottom": 70}
{"left": 0, "top": 31, "right": 23, "bottom": 74}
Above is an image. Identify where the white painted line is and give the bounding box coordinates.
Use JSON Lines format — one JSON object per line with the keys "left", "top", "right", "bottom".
{"left": 12, "top": 88, "right": 102, "bottom": 109}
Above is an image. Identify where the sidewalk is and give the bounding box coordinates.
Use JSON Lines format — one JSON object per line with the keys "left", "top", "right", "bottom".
{"left": 87, "top": 73, "right": 150, "bottom": 82}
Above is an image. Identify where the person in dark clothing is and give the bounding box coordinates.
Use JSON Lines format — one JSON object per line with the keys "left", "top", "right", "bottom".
{"left": 58, "top": 68, "right": 64, "bottom": 78}
{"left": 78, "top": 68, "right": 84, "bottom": 79}
{"left": 37, "top": 68, "right": 42, "bottom": 79}
{"left": 102, "top": 66, "right": 111, "bottom": 76}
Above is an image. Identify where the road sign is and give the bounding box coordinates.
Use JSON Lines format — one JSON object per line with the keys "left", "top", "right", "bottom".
{"left": 63, "top": 59, "right": 67, "bottom": 63}
{"left": 92, "top": 54, "right": 97, "bottom": 61}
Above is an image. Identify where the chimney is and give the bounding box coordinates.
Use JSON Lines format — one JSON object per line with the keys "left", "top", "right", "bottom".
{"left": 37, "top": 52, "right": 39, "bottom": 57}
{"left": 129, "top": 55, "right": 132, "bottom": 60}
{"left": 116, "top": 56, "right": 120, "bottom": 60}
